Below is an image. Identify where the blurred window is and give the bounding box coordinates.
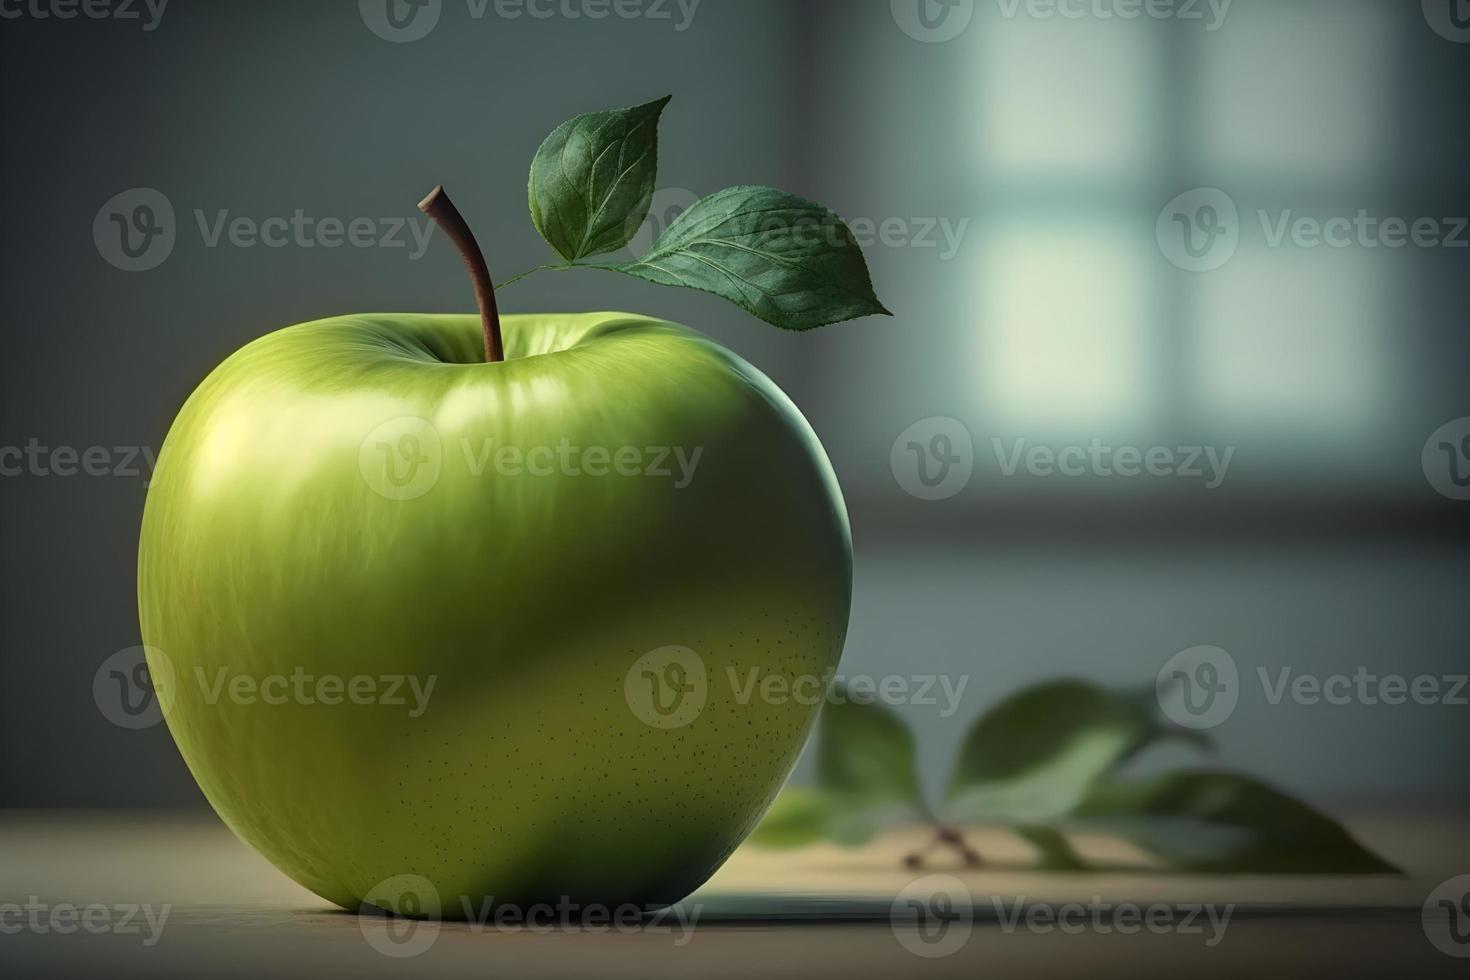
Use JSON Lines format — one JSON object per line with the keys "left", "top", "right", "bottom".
{"left": 972, "top": 1, "right": 1394, "bottom": 465}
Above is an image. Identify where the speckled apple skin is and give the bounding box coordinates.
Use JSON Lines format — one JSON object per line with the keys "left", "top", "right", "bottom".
{"left": 138, "top": 313, "right": 851, "bottom": 918}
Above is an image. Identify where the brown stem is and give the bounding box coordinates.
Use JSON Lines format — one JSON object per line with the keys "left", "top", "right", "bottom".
{"left": 934, "top": 827, "right": 983, "bottom": 868}
{"left": 418, "top": 185, "right": 503, "bottom": 363}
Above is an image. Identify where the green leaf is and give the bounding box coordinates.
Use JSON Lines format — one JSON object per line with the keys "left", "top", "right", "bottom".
{"left": 747, "top": 787, "right": 834, "bottom": 849}
{"left": 529, "top": 95, "right": 671, "bottom": 262}
{"left": 746, "top": 786, "right": 914, "bottom": 850}
{"left": 817, "top": 686, "right": 925, "bottom": 812}
{"left": 1015, "top": 825, "right": 1089, "bottom": 871}
{"left": 745, "top": 693, "right": 927, "bottom": 851}
{"left": 944, "top": 680, "right": 1205, "bottom": 825}
{"left": 602, "top": 185, "right": 892, "bottom": 330}
{"left": 1071, "top": 772, "right": 1401, "bottom": 874}
{"left": 821, "top": 809, "right": 885, "bottom": 847}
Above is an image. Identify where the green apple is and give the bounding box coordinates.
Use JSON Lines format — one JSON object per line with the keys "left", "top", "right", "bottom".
{"left": 137, "top": 308, "right": 852, "bottom": 918}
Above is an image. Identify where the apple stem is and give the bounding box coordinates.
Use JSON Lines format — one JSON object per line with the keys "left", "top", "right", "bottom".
{"left": 418, "top": 185, "right": 504, "bottom": 363}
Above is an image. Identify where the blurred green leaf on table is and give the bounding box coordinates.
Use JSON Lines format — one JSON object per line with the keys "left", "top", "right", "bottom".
{"left": 751, "top": 679, "right": 1398, "bottom": 875}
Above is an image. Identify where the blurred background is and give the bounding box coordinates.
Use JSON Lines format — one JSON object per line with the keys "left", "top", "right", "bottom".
{"left": 1, "top": 0, "right": 1466, "bottom": 819}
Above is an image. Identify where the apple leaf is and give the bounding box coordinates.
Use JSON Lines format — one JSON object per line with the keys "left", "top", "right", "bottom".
{"left": 1070, "top": 772, "right": 1401, "bottom": 874}
{"left": 945, "top": 680, "right": 1210, "bottom": 825}
{"left": 820, "top": 805, "right": 914, "bottom": 848}
{"left": 746, "top": 786, "right": 915, "bottom": 850}
{"left": 599, "top": 185, "right": 893, "bottom": 330}
{"left": 529, "top": 95, "right": 671, "bottom": 262}
{"left": 817, "top": 686, "right": 925, "bottom": 812}
{"left": 747, "top": 787, "right": 835, "bottom": 849}
{"left": 1015, "top": 825, "right": 1089, "bottom": 871}
{"left": 748, "top": 695, "right": 926, "bottom": 851}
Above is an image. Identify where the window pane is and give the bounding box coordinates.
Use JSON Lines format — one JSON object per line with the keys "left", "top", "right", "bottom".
{"left": 1192, "top": 243, "right": 1388, "bottom": 438}
{"left": 976, "top": 10, "right": 1161, "bottom": 180}
{"left": 977, "top": 218, "right": 1156, "bottom": 434}
{"left": 1196, "top": 0, "right": 1389, "bottom": 183}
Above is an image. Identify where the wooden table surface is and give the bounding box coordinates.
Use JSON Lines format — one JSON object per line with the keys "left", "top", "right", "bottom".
{"left": 2, "top": 809, "right": 1467, "bottom": 978}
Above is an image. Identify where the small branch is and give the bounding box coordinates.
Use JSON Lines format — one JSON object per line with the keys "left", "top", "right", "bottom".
{"left": 905, "top": 826, "right": 982, "bottom": 870}
{"left": 494, "top": 264, "right": 571, "bottom": 291}
{"left": 937, "top": 827, "right": 983, "bottom": 868}
{"left": 418, "top": 185, "right": 503, "bottom": 363}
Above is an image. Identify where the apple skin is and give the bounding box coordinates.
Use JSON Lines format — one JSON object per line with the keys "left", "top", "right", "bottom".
{"left": 138, "top": 312, "right": 851, "bottom": 918}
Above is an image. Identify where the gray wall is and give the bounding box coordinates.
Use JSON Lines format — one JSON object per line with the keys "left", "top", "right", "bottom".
{"left": 1, "top": 0, "right": 1466, "bottom": 809}
{"left": 0, "top": 0, "right": 821, "bottom": 806}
